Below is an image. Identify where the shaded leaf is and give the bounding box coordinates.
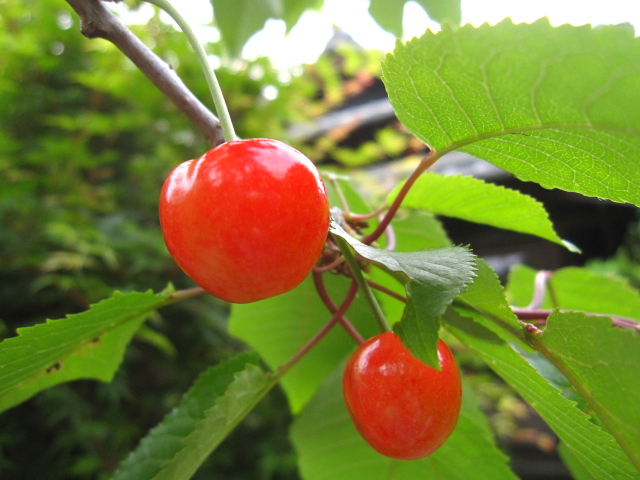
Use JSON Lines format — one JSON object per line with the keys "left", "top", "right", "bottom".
{"left": 390, "top": 172, "right": 570, "bottom": 248}
{"left": 0, "top": 290, "right": 170, "bottom": 413}
{"left": 444, "top": 309, "right": 640, "bottom": 479}
{"left": 533, "top": 311, "right": 640, "bottom": 470}
{"left": 291, "top": 362, "right": 518, "bottom": 480}
{"left": 383, "top": 19, "right": 640, "bottom": 206}
{"left": 112, "top": 352, "right": 269, "bottom": 480}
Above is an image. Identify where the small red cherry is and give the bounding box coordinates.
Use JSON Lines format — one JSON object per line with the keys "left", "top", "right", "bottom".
{"left": 343, "top": 332, "right": 462, "bottom": 460}
{"left": 159, "top": 138, "right": 330, "bottom": 303}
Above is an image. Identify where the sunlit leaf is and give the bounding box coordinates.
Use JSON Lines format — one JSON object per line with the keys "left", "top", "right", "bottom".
{"left": 383, "top": 19, "right": 640, "bottom": 206}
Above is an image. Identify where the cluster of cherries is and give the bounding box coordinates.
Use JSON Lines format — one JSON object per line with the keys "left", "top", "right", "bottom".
{"left": 159, "top": 138, "right": 462, "bottom": 460}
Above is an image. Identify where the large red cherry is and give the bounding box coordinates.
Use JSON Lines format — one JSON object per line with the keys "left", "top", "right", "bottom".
{"left": 343, "top": 332, "right": 462, "bottom": 460}
{"left": 159, "top": 138, "right": 330, "bottom": 303}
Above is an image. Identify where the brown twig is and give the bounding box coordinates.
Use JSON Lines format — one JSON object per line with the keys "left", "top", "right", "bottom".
{"left": 65, "top": 0, "right": 224, "bottom": 147}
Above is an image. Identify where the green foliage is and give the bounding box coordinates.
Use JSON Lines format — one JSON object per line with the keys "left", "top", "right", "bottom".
{"left": 507, "top": 265, "right": 640, "bottom": 319}
{"left": 444, "top": 310, "right": 640, "bottom": 479}
{"left": 0, "top": 290, "right": 171, "bottom": 414}
{"left": 112, "top": 352, "right": 269, "bottom": 480}
{"left": 389, "top": 172, "right": 570, "bottom": 248}
{"left": 229, "top": 275, "right": 379, "bottom": 413}
{"left": 369, "top": 0, "right": 461, "bottom": 37}
{"left": 382, "top": 19, "right": 640, "bottom": 206}
{"left": 331, "top": 221, "right": 476, "bottom": 366}
{"left": 291, "top": 365, "right": 517, "bottom": 480}
{"left": 209, "top": 0, "right": 461, "bottom": 56}
{"left": 3, "top": 2, "right": 640, "bottom": 480}
{"left": 535, "top": 312, "right": 640, "bottom": 468}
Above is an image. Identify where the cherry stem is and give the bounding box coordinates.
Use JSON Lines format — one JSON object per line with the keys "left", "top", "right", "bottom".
{"left": 526, "top": 270, "right": 553, "bottom": 309}
{"left": 166, "top": 286, "right": 206, "bottom": 304}
{"left": 313, "top": 255, "right": 346, "bottom": 274}
{"left": 362, "top": 150, "right": 437, "bottom": 245}
{"left": 278, "top": 279, "right": 362, "bottom": 377}
{"left": 366, "top": 278, "right": 407, "bottom": 303}
{"left": 513, "top": 308, "right": 640, "bottom": 331}
{"left": 143, "top": 0, "right": 236, "bottom": 142}
{"left": 312, "top": 272, "right": 365, "bottom": 343}
{"left": 331, "top": 233, "right": 391, "bottom": 333}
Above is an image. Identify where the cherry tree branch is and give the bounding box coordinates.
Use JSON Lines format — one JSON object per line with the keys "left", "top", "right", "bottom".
{"left": 65, "top": 0, "right": 224, "bottom": 147}
{"left": 513, "top": 308, "right": 640, "bottom": 331}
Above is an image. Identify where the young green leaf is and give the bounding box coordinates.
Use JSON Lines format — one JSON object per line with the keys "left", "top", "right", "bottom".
{"left": 330, "top": 222, "right": 476, "bottom": 367}
{"left": 0, "top": 290, "right": 171, "bottom": 414}
{"left": 532, "top": 311, "right": 640, "bottom": 470}
{"left": 389, "top": 172, "right": 571, "bottom": 249}
{"left": 111, "top": 352, "right": 269, "bottom": 480}
{"left": 229, "top": 274, "right": 378, "bottom": 413}
{"left": 291, "top": 363, "right": 518, "bottom": 480}
{"left": 383, "top": 19, "right": 640, "bottom": 206}
{"left": 444, "top": 310, "right": 640, "bottom": 479}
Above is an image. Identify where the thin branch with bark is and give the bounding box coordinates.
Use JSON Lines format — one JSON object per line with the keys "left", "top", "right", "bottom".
{"left": 65, "top": 0, "right": 224, "bottom": 147}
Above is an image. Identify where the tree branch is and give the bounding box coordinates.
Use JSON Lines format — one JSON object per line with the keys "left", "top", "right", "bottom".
{"left": 65, "top": 0, "right": 224, "bottom": 147}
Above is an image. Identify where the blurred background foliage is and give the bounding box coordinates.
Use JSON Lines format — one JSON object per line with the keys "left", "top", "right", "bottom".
{"left": 0, "top": 0, "right": 346, "bottom": 477}
{"left": 2, "top": 1, "right": 639, "bottom": 479}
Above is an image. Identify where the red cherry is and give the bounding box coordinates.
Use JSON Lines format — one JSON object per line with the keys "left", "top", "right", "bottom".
{"left": 159, "top": 138, "right": 330, "bottom": 303}
{"left": 342, "top": 332, "right": 462, "bottom": 460}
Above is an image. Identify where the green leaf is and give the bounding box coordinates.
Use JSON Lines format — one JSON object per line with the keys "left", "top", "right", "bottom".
{"left": 229, "top": 274, "right": 378, "bottom": 413}
{"left": 210, "top": 0, "right": 281, "bottom": 57}
{"left": 413, "top": 0, "right": 461, "bottom": 25}
{"left": 383, "top": 19, "right": 640, "bottom": 206}
{"left": 533, "top": 311, "right": 640, "bottom": 470}
{"left": 368, "top": 0, "right": 405, "bottom": 38}
{"left": 444, "top": 310, "right": 640, "bottom": 479}
{"left": 390, "top": 172, "right": 570, "bottom": 248}
{"left": 0, "top": 290, "right": 170, "bottom": 414}
{"left": 389, "top": 208, "right": 451, "bottom": 251}
{"left": 330, "top": 222, "right": 476, "bottom": 367}
{"left": 507, "top": 265, "right": 640, "bottom": 321}
{"left": 282, "top": 0, "right": 322, "bottom": 31}
{"left": 558, "top": 443, "right": 598, "bottom": 480}
{"left": 454, "top": 257, "right": 527, "bottom": 345}
{"left": 368, "top": 0, "right": 461, "bottom": 37}
{"left": 291, "top": 363, "right": 518, "bottom": 480}
{"left": 111, "top": 352, "right": 269, "bottom": 480}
